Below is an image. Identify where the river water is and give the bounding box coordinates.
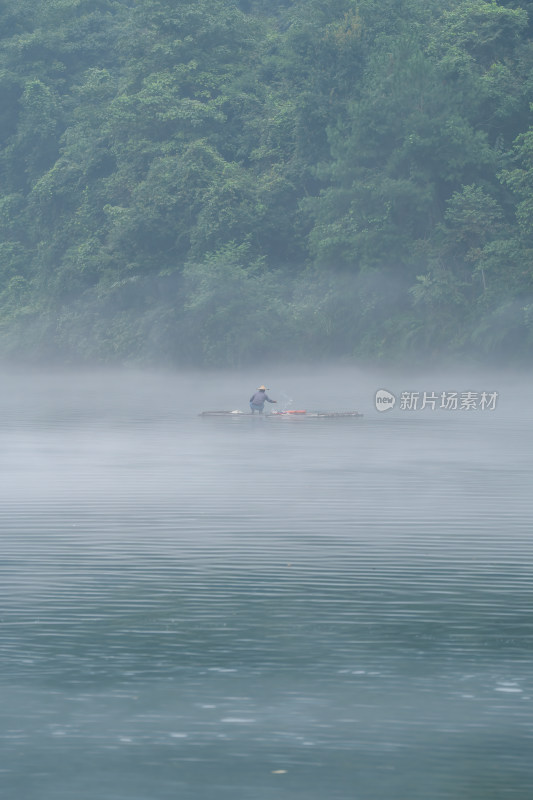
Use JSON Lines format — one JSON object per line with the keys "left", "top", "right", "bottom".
{"left": 1, "top": 367, "right": 532, "bottom": 799}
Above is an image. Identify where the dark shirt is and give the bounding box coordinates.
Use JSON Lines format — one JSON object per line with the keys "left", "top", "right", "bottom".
{"left": 250, "top": 391, "right": 275, "bottom": 406}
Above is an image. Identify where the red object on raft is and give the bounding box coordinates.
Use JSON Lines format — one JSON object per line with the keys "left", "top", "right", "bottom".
{"left": 273, "top": 410, "right": 306, "bottom": 414}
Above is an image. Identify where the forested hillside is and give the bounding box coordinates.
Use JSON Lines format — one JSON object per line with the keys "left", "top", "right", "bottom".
{"left": 1, "top": 0, "right": 533, "bottom": 365}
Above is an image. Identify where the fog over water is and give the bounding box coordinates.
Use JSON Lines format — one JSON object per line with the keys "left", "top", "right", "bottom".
{"left": 1, "top": 366, "right": 532, "bottom": 800}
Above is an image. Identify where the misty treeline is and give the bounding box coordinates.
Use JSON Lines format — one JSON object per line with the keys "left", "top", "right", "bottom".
{"left": 1, "top": 0, "right": 533, "bottom": 365}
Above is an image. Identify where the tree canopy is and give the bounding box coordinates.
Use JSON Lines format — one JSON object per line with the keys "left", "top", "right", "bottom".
{"left": 1, "top": 0, "right": 533, "bottom": 365}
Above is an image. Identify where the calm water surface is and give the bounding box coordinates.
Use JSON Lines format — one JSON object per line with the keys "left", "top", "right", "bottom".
{"left": 1, "top": 369, "right": 532, "bottom": 799}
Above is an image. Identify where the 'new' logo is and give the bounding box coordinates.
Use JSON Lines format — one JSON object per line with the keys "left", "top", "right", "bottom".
{"left": 374, "top": 389, "right": 396, "bottom": 412}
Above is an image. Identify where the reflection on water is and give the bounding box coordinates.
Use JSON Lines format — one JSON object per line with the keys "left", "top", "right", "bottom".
{"left": 1, "top": 369, "right": 532, "bottom": 799}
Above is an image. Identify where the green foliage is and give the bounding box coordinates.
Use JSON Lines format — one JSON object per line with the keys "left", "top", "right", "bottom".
{"left": 180, "top": 242, "right": 290, "bottom": 365}
{"left": 0, "top": 0, "right": 532, "bottom": 365}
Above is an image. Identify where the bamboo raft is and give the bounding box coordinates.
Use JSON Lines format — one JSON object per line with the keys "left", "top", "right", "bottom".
{"left": 199, "top": 410, "right": 363, "bottom": 418}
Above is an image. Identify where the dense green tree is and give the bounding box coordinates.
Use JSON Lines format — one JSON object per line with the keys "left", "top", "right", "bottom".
{"left": 0, "top": 0, "right": 533, "bottom": 364}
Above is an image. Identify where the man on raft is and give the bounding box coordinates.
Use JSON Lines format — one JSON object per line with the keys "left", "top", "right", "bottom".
{"left": 249, "top": 385, "right": 277, "bottom": 414}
